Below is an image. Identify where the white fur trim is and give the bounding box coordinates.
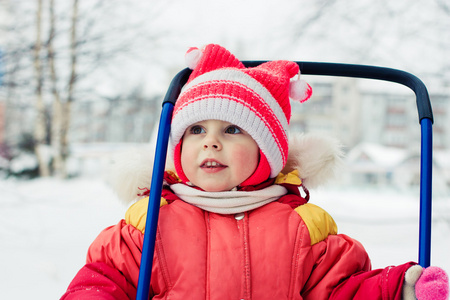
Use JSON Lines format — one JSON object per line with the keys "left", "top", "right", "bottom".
{"left": 105, "top": 146, "right": 155, "bottom": 204}
{"left": 282, "top": 133, "right": 344, "bottom": 189}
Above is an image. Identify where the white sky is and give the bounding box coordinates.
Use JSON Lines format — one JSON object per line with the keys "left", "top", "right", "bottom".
{"left": 80, "top": 0, "right": 449, "bottom": 97}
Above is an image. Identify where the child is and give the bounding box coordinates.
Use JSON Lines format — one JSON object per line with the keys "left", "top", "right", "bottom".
{"left": 62, "top": 44, "right": 448, "bottom": 299}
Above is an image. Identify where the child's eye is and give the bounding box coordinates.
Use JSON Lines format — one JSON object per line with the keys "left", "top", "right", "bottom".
{"left": 225, "top": 125, "right": 242, "bottom": 134}
{"left": 190, "top": 125, "right": 205, "bottom": 134}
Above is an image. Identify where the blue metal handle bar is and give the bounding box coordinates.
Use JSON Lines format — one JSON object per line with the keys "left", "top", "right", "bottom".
{"left": 136, "top": 61, "right": 434, "bottom": 299}
{"left": 136, "top": 66, "right": 191, "bottom": 300}
{"left": 136, "top": 102, "right": 174, "bottom": 300}
{"left": 419, "top": 118, "right": 433, "bottom": 267}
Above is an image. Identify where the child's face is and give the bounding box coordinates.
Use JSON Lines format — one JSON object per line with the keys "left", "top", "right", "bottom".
{"left": 180, "top": 120, "right": 259, "bottom": 192}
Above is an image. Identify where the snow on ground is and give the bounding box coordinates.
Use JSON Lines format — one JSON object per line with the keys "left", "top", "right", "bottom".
{"left": 0, "top": 177, "right": 449, "bottom": 299}
{"left": 0, "top": 176, "right": 126, "bottom": 299}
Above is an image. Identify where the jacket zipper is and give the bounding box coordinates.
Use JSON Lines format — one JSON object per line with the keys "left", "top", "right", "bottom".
{"left": 236, "top": 212, "right": 251, "bottom": 300}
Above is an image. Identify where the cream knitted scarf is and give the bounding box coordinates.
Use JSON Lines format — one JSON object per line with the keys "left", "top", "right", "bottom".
{"left": 170, "top": 183, "right": 288, "bottom": 214}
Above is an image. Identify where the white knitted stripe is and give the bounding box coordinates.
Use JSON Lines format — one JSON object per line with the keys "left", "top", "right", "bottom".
{"left": 181, "top": 69, "right": 289, "bottom": 129}
{"left": 170, "top": 98, "right": 285, "bottom": 177}
{"left": 176, "top": 80, "right": 287, "bottom": 134}
{"left": 175, "top": 85, "right": 288, "bottom": 152}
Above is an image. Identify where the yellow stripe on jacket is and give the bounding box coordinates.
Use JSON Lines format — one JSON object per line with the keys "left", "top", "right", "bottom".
{"left": 294, "top": 203, "right": 337, "bottom": 245}
{"left": 125, "top": 197, "right": 167, "bottom": 234}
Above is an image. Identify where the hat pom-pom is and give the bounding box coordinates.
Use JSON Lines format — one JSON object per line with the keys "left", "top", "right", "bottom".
{"left": 185, "top": 47, "right": 203, "bottom": 70}
{"left": 290, "top": 79, "right": 312, "bottom": 103}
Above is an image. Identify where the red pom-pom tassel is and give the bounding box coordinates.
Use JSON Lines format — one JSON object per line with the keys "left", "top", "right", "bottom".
{"left": 289, "top": 79, "right": 312, "bottom": 103}
{"left": 185, "top": 47, "right": 203, "bottom": 70}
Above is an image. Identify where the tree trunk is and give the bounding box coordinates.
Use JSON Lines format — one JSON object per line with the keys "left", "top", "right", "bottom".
{"left": 47, "top": 0, "right": 64, "bottom": 177}
{"left": 60, "top": 0, "right": 79, "bottom": 177}
{"left": 45, "top": 0, "right": 78, "bottom": 178}
{"left": 33, "top": 0, "right": 51, "bottom": 177}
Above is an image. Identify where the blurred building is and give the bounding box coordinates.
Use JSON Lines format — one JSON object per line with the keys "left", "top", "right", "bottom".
{"left": 291, "top": 77, "right": 362, "bottom": 149}
{"left": 69, "top": 94, "right": 161, "bottom": 144}
{"left": 291, "top": 76, "right": 449, "bottom": 151}
{"left": 290, "top": 76, "right": 450, "bottom": 189}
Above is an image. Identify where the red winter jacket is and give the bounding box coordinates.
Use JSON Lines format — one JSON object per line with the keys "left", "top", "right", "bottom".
{"left": 62, "top": 195, "right": 414, "bottom": 300}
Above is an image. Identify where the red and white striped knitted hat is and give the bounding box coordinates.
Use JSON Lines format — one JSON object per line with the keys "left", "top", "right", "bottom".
{"left": 170, "top": 44, "right": 312, "bottom": 186}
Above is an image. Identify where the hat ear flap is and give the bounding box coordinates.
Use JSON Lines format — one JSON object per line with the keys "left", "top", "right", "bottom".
{"left": 173, "top": 141, "right": 190, "bottom": 184}
{"left": 240, "top": 151, "right": 271, "bottom": 186}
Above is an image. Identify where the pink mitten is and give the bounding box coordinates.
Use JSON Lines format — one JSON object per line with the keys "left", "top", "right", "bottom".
{"left": 403, "top": 265, "right": 449, "bottom": 300}
{"left": 415, "top": 266, "right": 449, "bottom": 300}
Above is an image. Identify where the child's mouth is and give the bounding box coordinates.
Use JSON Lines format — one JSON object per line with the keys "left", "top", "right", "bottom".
{"left": 200, "top": 160, "right": 227, "bottom": 172}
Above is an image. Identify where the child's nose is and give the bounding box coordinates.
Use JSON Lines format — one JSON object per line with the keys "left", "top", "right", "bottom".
{"left": 203, "top": 135, "right": 222, "bottom": 150}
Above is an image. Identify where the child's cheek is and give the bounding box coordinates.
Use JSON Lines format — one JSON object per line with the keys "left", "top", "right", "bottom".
{"left": 231, "top": 144, "right": 259, "bottom": 170}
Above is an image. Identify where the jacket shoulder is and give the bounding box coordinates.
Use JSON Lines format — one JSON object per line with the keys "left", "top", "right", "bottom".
{"left": 125, "top": 197, "right": 168, "bottom": 234}
{"left": 294, "top": 203, "right": 337, "bottom": 245}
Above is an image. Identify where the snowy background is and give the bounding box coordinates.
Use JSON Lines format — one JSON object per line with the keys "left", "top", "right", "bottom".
{"left": 1, "top": 0, "right": 450, "bottom": 299}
